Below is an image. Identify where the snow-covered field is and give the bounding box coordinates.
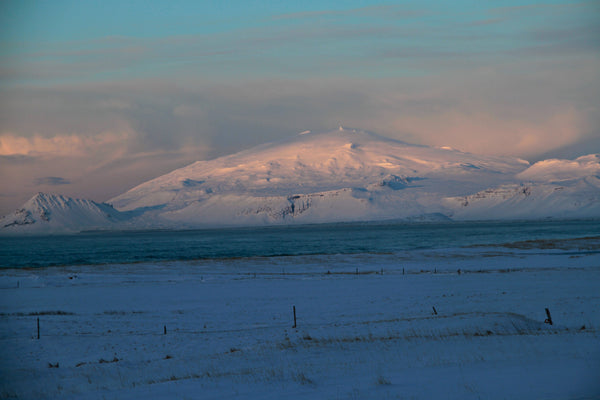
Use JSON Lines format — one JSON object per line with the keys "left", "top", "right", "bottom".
{"left": 1, "top": 244, "right": 599, "bottom": 399}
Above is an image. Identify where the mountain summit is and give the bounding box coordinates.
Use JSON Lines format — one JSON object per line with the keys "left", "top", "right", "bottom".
{"left": 110, "top": 128, "right": 528, "bottom": 210}
{"left": 2, "top": 128, "right": 599, "bottom": 233}
{"left": 0, "top": 193, "right": 123, "bottom": 234}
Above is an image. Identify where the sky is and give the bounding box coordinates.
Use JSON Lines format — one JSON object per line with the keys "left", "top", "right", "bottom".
{"left": 0, "top": 0, "right": 599, "bottom": 214}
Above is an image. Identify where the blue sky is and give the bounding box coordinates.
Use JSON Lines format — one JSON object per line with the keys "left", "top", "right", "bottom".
{"left": 3, "top": 0, "right": 597, "bottom": 84}
{"left": 0, "top": 0, "right": 599, "bottom": 212}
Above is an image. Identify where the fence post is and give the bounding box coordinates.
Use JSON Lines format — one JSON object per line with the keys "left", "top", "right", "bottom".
{"left": 544, "top": 308, "right": 553, "bottom": 325}
{"left": 37, "top": 318, "right": 40, "bottom": 339}
{"left": 293, "top": 306, "right": 297, "bottom": 328}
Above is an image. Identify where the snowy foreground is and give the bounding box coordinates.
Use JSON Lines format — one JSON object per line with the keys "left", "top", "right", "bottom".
{"left": 1, "top": 245, "right": 599, "bottom": 399}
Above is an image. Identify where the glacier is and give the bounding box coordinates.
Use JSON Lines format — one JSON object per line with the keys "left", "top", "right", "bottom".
{"left": 2, "top": 128, "right": 599, "bottom": 233}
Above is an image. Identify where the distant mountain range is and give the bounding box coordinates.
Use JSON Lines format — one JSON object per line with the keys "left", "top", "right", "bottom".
{"left": 2, "top": 127, "right": 599, "bottom": 234}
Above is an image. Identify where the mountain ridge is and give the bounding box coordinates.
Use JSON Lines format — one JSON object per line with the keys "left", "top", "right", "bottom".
{"left": 0, "top": 192, "right": 124, "bottom": 234}
{"left": 109, "top": 127, "right": 530, "bottom": 211}
{"left": 2, "top": 128, "right": 599, "bottom": 234}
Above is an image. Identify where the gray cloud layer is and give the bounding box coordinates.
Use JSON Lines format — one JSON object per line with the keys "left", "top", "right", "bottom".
{"left": 34, "top": 176, "right": 71, "bottom": 186}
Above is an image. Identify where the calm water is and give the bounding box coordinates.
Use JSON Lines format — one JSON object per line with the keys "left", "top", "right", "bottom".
{"left": 1, "top": 219, "right": 599, "bottom": 269}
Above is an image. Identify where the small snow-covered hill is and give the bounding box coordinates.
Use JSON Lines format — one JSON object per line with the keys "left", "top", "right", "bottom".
{"left": 0, "top": 193, "right": 124, "bottom": 234}
{"left": 446, "top": 154, "right": 600, "bottom": 220}
{"left": 516, "top": 154, "right": 600, "bottom": 182}
{"left": 445, "top": 177, "right": 600, "bottom": 220}
{"left": 2, "top": 128, "right": 599, "bottom": 233}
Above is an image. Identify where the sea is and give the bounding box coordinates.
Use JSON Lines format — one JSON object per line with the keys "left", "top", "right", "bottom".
{"left": 1, "top": 219, "right": 599, "bottom": 269}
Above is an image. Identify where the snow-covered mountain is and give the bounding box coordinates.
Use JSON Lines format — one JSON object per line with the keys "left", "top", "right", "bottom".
{"left": 444, "top": 154, "right": 600, "bottom": 220}
{"left": 445, "top": 177, "right": 600, "bottom": 220}
{"left": 2, "top": 128, "right": 599, "bottom": 233}
{"left": 107, "top": 127, "right": 530, "bottom": 226}
{"left": 110, "top": 127, "right": 529, "bottom": 211}
{"left": 516, "top": 154, "right": 600, "bottom": 182}
{"left": 0, "top": 193, "right": 124, "bottom": 234}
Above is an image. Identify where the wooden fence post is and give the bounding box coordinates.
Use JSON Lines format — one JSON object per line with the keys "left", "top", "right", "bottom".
{"left": 37, "top": 318, "right": 40, "bottom": 339}
{"left": 293, "top": 306, "right": 297, "bottom": 328}
{"left": 544, "top": 308, "right": 553, "bottom": 325}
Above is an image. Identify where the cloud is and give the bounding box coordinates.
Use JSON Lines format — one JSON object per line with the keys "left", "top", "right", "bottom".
{"left": 0, "top": 134, "right": 211, "bottom": 215}
{"left": 1, "top": 1, "right": 597, "bottom": 90}
{"left": 1, "top": 63, "right": 598, "bottom": 160}
{"left": 269, "top": 4, "right": 420, "bottom": 22}
{"left": 385, "top": 108, "right": 590, "bottom": 158}
{"left": 35, "top": 176, "right": 71, "bottom": 186}
{"left": 489, "top": 1, "right": 592, "bottom": 16}
{"left": 0, "top": 131, "right": 134, "bottom": 157}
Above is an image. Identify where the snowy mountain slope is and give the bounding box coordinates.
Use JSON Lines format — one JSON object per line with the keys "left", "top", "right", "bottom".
{"left": 516, "top": 154, "right": 600, "bottom": 182}
{"left": 2, "top": 128, "right": 599, "bottom": 233}
{"left": 445, "top": 153, "right": 600, "bottom": 220}
{"left": 110, "top": 127, "right": 529, "bottom": 211}
{"left": 0, "top": 193, "right": 124, "bottom": 234}
{"left": 153, "top": 188, "right": 446, "bottom": 227}
{"left": 445, "top": 176, "right": 600, "bottom": 220}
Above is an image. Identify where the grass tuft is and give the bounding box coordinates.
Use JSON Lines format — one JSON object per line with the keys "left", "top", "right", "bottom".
{"left": 294, "top": 372, "right": 314, "bottom": 385}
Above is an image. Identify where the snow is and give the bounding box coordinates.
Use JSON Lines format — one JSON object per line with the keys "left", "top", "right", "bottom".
{"left": 2, "top": 129, "right": 599, "bottom": 234}
{"left": 1, "top": 243, "right": 599, "bottom": 399}
{"left": 517, "top": 154, "right": 600, "bottom": 182}
{"left": 100, "top": 130, "right": 598, "bottom": 226}
{"left": 107, "top": 128, "right": 528, "bottom": 209}
{"left": 0, "top": 193, "right": 123, "bottom": 234}
{"left": 446, "top": 177, "right": 600, "bottom": 220}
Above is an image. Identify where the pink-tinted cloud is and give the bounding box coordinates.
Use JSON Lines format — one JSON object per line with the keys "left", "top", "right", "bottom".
{"left": 384, "top": 108, "right": 590, "bottom": 158}
{"left": 0, "top": 127, "right": 212, "bottom": 214}
{"left": 0, "top": 131, "right": 134, "bottom": 157}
